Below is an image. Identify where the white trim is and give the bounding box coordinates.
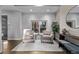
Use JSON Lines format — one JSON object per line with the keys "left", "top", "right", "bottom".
{"left": 75, "top": 19, "right": 79, "bottom": 28}
{"left": 0, "top": 11, "right": 2, "bottom": 53}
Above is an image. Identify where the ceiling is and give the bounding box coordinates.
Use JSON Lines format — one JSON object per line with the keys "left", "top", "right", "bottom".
{"left": 70, "top": 6, "right": 79, "bottom": 13}
{"left": 1, "top": 5, "right": 60, "bottom": 13}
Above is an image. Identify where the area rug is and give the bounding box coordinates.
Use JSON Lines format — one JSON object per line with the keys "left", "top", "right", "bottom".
{"left": 12, "top": 40, "right": 63, "bottom": 51}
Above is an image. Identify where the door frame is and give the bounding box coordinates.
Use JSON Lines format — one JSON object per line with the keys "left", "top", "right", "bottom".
{"left": 1, "top": 15, "right": 8, "bottom": 40}
{"left": 31, "top": 20, "right": 47, "bottom": 33}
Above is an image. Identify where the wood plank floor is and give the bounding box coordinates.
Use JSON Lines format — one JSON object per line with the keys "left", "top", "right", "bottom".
{"left": 3, "top": 40, "right": 66, "bottom": 54}
{"left": 3, "top": 40, "right": 22, "bottom": 54}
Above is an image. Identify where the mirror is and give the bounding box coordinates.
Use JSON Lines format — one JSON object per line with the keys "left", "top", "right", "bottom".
{"left": 66, "top": 6, "right": 79, "bottom": 28}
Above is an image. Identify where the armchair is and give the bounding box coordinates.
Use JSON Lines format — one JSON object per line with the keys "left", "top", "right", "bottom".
{"left": 41, "top": 30, "right": 53, "bottom": 43}
{"left": 22, "top": 29, "right": 34, "bottom": 43}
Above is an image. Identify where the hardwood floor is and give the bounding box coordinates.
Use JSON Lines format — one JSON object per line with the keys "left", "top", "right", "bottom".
{"left": 3, "top": 40, "right": 22, "bottom": 54}
{"left": 3, "top": 40, "right": 66, "bottom": 54}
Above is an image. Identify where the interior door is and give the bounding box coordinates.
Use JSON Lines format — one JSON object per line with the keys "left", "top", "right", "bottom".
{"left": 1, "top": 15, "right": 8, "bottom": 40}
{"left": 32, "top": 20, "right": 46, "bottom": 33}
{"left": 40, "top": 21, "right": 46, "bottom": 33}
{"left": 32, "top": 20, "right": 39, "bottom": 33}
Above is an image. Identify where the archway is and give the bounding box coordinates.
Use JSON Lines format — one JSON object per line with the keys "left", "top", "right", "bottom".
{"left": 56, "top": 5, "right": 79, "bottom": 36}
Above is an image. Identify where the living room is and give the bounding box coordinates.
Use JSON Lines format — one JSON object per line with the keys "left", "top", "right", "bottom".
{"left": 0, "top": 5, "right": 63, "bottom": 54}
{"left": 0, "top": 5, "right": 79, "bottom": 54}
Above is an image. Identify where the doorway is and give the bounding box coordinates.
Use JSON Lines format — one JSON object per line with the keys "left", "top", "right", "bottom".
{"left": 66, "top": 21, "right": 73, "bottom": 28}
{"left": 1, "top": 15, "right": 8, "bottom": 40}
{"left": 32, "top": 20, "right": 47, "bottom": 33}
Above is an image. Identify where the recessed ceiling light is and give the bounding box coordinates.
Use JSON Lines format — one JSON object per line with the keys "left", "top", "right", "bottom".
{"left": 30, "top": 9, "right": 33, "bottom": 12}
{"left": 35, "top": 5, "right": 44, "bottom": 6}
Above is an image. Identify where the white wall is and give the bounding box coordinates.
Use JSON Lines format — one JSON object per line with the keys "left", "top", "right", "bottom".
{"left": 75, "top": 14, "right": 79, "bottom": 27}
{"left": 0, "top": 11, "right": 2, "bottom": 53}
{"left": 22, "top": 13, "right": 56, "bottom": 33}
{"left": 2, "top": 11, "right": 22, "bottom": 40}
{"left": 67, "top": 13, "right": 77, "bottom": 28}
{"left": 67, "top": 13, "right": 79, "bottom": 28}
{"left": 56, "top": 5, "right": 79, "bottom": 36}
{"left": 1, "top": 11, "right": 56, "bottom": 40}
{"left": 67, "top": 14, "right": 77, "bottom": 21}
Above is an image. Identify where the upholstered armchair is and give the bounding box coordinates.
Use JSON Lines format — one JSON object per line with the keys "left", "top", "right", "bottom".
{"left": 23, "top": 29, "right": 34, "bottom": 43}
{"left": 41, "top": 30, "right": 53, "bottom": 43}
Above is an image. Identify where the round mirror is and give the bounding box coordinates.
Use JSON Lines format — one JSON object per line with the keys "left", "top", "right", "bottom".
{"left": 66, "top": 6, "right": 79, "bottom": 29}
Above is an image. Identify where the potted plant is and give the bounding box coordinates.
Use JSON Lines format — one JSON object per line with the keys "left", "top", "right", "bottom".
{"left": 51, "top": 22, "right": 59, "bottom": 40}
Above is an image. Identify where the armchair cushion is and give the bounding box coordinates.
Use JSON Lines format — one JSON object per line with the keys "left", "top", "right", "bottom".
{"left": 43, "top": 34, "right": 53, "bottom": 37}
{"left": 41, "top": 30, "right": 53, "bottom": 43}
{"left": 23, "top": 29, "right": 34, "bottom": 40}
{"left": 43, "top": 30, "right": 51, "bottom": 35}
